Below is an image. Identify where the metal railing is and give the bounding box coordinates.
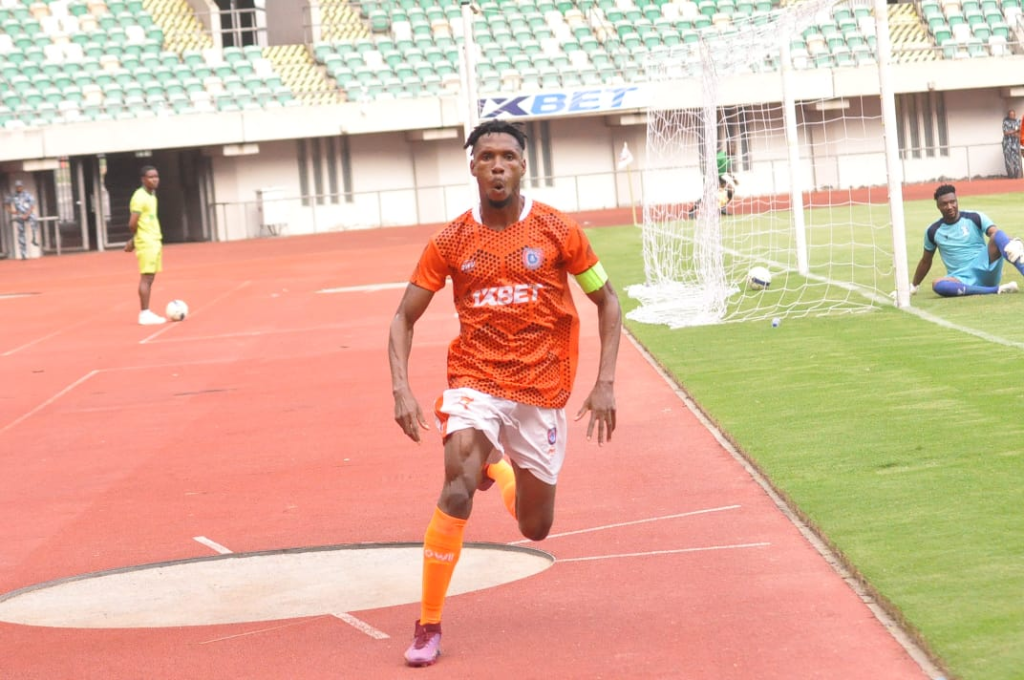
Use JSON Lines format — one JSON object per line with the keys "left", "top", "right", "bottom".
{"left": 207, "top": 141, "right": 1010, "bottom": 239}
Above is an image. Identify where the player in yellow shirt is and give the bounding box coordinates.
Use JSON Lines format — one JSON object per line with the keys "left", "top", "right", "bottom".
{"left": 125, "top": 166, "right": 166, "bottom": 325}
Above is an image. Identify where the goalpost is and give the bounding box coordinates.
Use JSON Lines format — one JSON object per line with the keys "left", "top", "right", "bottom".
{"left": 627, "top": 0, "right": 911, "bottom": 329}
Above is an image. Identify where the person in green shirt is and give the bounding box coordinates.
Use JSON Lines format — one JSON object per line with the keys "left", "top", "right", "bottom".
{"left": 688, "top": 149, "right": 739, "bottom": 219}
{"left": 125, "top": 166, "right": 166, "bottom": 325}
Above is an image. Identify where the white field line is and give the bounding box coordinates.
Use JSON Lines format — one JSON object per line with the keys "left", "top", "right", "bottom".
{"left": 0, "top": 355, "right": 290, "bottom": 436}
{"left": 149, "top": 324, "right": 356, "bottom": 343}
{"left": 506, "top": 505, "right": 740, "bottom": 545}
{"left": 199, "top": 617, "right": 325, "bottom": 645}
{"left": 193, "top": 536, "right": 233, "bottom": 555}
{"left": 0, "top": 370, "right": 98, "bottom": 435}
{"left": 556, "top": 542, "right": 771, "bottom": 563}
{"left": 331, "top": 612, "right": 390, "bottom": 640}
{"left": 2, "top": 329, "right": 66, "bottom": 357}
{"left": 903, "top": 304, "right": 1024, "bottom": 350}
{"left": 191, "top": 537, "right": 388, "bottom": 640}
{"left": 1, "top": 314, "right": 102, "bottom": 357}
{"left": 317, "top": 282, "right": 408, "bottom": 294}
{"left": 625, "top": 331, "right": 949, "bottom": 680}
{"left": 140, "top": 280, "right": 252, "bottom": 344}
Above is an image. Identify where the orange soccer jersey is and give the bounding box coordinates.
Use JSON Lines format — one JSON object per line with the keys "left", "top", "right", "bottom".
{"left": 410, "top": 197, "right": 601, "bottom": 408}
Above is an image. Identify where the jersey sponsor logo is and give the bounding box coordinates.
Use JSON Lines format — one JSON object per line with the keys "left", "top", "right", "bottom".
{"left": 471, "top": 283, "right": 543, "bottom": 307}
{"left": 522, "top": 247, "right": 544, "bottom": 270}
{"left": 424, "top": 548, "right": 455, "bottom": 562}
{"left": 461, "top": 260, "right": 475, "bottom": 273}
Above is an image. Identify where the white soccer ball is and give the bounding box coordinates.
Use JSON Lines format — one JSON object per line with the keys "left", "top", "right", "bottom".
{"left": 747, "top": 266, "right": 772, "bottom": 290}
{"left": 166, "top": 299, "right": 189, "bottom": 321}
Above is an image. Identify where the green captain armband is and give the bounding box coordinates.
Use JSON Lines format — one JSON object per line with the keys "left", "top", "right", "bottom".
{"left": 574, "top": 262, "right": 609, "bottom": 294}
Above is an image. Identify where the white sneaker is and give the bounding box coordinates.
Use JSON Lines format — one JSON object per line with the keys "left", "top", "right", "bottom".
{"left": 139, "top": 309, "right": 167, "bottom": 325}
{"left": 998, "top": 281, "right": 1019, "bottom": 294}
{"left": 1004, "top": 238, "right": 1024, "bottom": 264}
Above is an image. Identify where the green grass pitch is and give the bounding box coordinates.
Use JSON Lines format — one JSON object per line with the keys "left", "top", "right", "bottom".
{"left": 586, "top": 192, "right": 1024, "bottom": 680}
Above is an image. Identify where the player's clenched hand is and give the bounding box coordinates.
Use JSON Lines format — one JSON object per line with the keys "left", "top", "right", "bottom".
{"left": 393, "top": 387, "right": 429, "bottom": 443}
{"left": 575, "top": 381, "right": 616, "bottom": 445}
{"left": 124, "top": 240, "right": 135, "bottom": 252}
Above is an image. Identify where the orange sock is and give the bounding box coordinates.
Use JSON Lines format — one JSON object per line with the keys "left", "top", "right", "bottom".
{"left": 419, "top": 506, "right": 466, "bottom": 624}
{"left": 486, "top": 458, "right": 517, "bottom": 519}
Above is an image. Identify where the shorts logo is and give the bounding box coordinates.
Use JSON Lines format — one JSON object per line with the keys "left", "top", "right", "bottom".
{"left": 547, "top": 427, "right": 557, "bottom": 445}
{"left": 522, "top": 247, "right": 544, "bottom": 270}
{"left": 458, "top": 396, "right": 474, "bottom": 410}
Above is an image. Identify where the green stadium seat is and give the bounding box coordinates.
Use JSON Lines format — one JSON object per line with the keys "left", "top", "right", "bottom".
{"left": 222, "top": 75, "right": 244, "bottom": 92}
{"left": 1, "top": 89, "right": 19, "bottom": 109}
{"left": 253, "top": 86, "right": 275, "bottom": 106}
{"left": 151, "top": 65, "right": 173, "bottom": 83}
{"left": 274, "top": 87, "right": 295, "bottom": 105}
{"left": 42, "top": 86, "right": 63, "bottom": 105}
{"left": 23, "top": 87, "right": 43, "bottom": 107}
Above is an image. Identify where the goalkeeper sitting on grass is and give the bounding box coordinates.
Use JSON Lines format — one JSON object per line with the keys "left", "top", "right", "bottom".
{"left": 909, "top": 184, "right": 1024, "bottom": 297}
{"left": 688, "top": 151, "right": 739, "bottom": 219}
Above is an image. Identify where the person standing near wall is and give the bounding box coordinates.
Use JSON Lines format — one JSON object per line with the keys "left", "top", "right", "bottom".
{"left": 6, "top": 180, "right": 39, "bottom": 260}
{"left": 1001, "top": 109, "right": 1021, "bottom": 178}
{"left": 126, "top": 166, "right": 167, "bottom": 325}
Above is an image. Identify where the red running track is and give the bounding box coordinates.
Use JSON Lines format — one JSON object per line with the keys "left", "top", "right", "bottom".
{"left": 0, "top": 228, "right": 937, "bottom": 679}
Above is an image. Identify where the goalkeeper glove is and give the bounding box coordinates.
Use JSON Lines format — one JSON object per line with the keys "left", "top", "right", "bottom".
{"left": 890, "top": 284, "right": 918, "bottom": 300}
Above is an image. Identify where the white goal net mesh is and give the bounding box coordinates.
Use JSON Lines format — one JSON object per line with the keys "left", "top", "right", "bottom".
{"left": 627, "top": 0, "right": 901, "bottom": 328}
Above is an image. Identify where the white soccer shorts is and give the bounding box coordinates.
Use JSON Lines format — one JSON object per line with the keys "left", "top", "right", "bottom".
{"left": 435, "top": 387, "right": 567, "bottom": 486}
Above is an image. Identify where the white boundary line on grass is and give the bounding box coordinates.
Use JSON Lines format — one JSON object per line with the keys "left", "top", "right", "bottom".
{"left": 904, "top": 304, "right": 1024, "bottom": 350}
{"left": 624, "top": 331, "right": 949, "bottom": 680}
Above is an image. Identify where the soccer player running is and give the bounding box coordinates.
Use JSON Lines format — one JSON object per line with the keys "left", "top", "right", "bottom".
{"left": 388, "top": 119, "right": 622, "bottom": 667}
{"left": 125, "top": 166, "right": 167, "bottom": 325}
{"left": 910, "top": 184, "right": 1024, "bottom": 297}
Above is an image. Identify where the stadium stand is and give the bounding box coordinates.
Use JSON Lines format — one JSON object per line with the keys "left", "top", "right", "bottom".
{"left": 0, "top": 0, "right": 297, "bottom": 127}
{"left": 0, "top": 0, "right": 1020, "bottom": 126}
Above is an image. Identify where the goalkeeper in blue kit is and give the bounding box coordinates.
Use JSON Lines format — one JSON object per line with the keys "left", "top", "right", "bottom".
{"left": 909, "top": 184, "right": 1024, "bottom": 297}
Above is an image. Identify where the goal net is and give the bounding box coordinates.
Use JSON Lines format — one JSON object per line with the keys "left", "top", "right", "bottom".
{"left": 627, "top": 0, "right": 908, "bottom": 328}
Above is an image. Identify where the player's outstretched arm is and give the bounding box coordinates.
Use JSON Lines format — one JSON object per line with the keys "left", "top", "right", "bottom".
{"left": 388, "top": 284, "right": 435, "bottom": 443}
{"left": 910, "top": 249, "right": 935, "bottom": 290}
{"left": 575, "top": 282, "right": 622, "bottom": 445}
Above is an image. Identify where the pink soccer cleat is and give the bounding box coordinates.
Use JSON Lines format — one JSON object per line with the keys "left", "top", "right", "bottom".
{"left": 404, "top": 620, "right": 442, "bottom": 667}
